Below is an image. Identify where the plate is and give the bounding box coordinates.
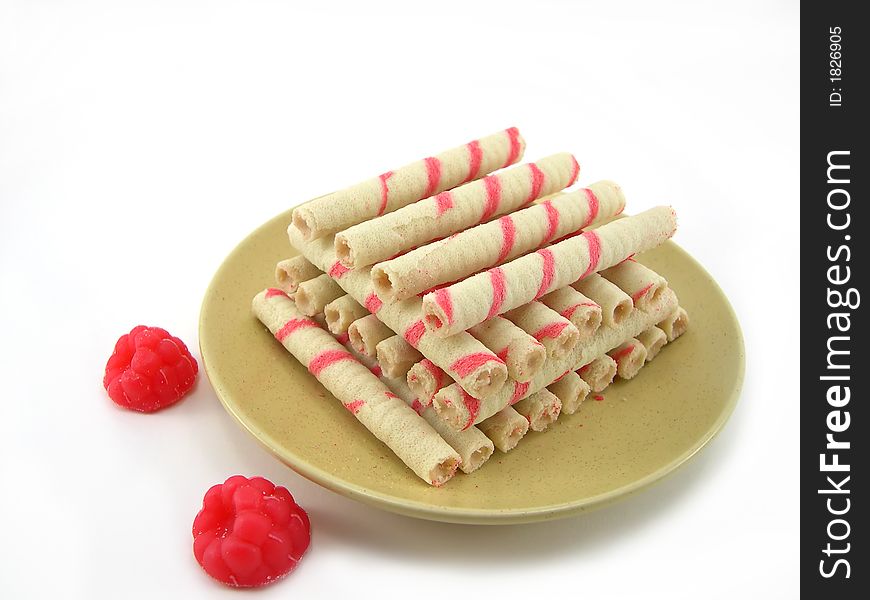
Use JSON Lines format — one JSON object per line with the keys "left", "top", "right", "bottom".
{"left": 199, "top": 208, "right": 744, "bottom": 524}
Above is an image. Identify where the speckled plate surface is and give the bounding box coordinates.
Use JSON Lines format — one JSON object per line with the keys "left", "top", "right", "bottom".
{"left": 200, "top": 208, "right": 744, "bottom": 524}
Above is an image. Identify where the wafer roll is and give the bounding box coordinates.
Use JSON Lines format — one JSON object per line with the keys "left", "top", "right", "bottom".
{"left": 477, "top": 407, "right": 530, "bottom": 453}
{"left": 468, "top": 317, "right": 546, "bottom": 383}
{"left": 292, "top": 128, "right": 525, "bottom": 240}
{"left": 637, "top": 326, "right": 668, "bottom": 361}
{"left": 608, "top": 338, "right": 648, "bottom": 379}
{"left": 371, "top": 180, "right": 626, "bottom": 302}
{"left": 578, "top": 355, "right": 618, "bottom": 392}
{"left": 573, "top": 274, "right": 634, "bottom": 327}
{"left": 432, "top": 287, "right": 678, "bottom": 429}
{"left": 407, "top": 359, "right": 451, "bottom": 403}
{"left": 539, "top": 286, "right": 602, "bottom": 341}
{"left": 289, "top": 227, "right": 508, "bottom": 400}
{"left": 295, "top": 274, "right": 345, "bottom": 316}
{"left": 658, "top": 307, "right": 689, "bottom": 341}
{"left": 513, "top": 389, "right": 562, "bottom": 432}
{"left": 376, "top": 335, "right": 423, "bottom": 379}
{"left": 601, "top": 260, "right": 669, "bottom": 311}
{"left": 336, "top": 153, "right": 580, "bottom": 269}
{"left": 324, "top": 295, "right": 368, "bottom": 335}
{"left": 503, "top": 301, "right": 579, "bottom": 359}
{"left": 422, "top": 206, "right": 678, "bottom": 337}
{"left": 348, "top": 314, "right": 394, "bottom": 357}
{"left": 276, "top": 256, "right": 321, "bottom": 294}
{"left": 252, "top": 289, "right": 460, "bottom": 486}
{"left": 547, "top": 372, "right": 590, "bottom": 415}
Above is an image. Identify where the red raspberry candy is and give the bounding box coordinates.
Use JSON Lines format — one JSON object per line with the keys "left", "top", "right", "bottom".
{"left": 192, "top": 476, "right": 311, "bottom": 588}
{"left": 103, "top": 325, "right": 198, "bottom": 413}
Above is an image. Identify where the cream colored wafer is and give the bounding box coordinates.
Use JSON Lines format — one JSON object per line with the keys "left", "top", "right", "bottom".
{"left": 324, "top": 295, "right": 368, "bottom": 335}
{"left": 336, "top": 153, "right": 580, "bottom": 269}
{"left": 547, "top": 372, "right": 590, "bottom": 415}
{"left": 422, "top": 206, "right": 678, "bottom": 337}
{"left": 512, "top": 389, "right": 562, "bottom": 432}
{"left": 572, "top": 273, "right": 634, "bottom": 327}
{"left": 376, "top": 335, "right": 423, "bottom": 379}
{"left": 608, "top": 338, "right": 648, "bottom": 379}
{"left": 467, "top": 317, "right": 546, "bottom": 383}
{"left": 252, "top": 289, "right": 460, "bottom": 486}
{"left": 432, "top": 287, "right": 679, "bottom": 429}
{"left": 503, "top": 301, "right": 579, "bottom": 359}
{"left": 295, "top": 274, "right": 345, "bottom": 316}
{"left": 658, "top": 307, "right": 690, "bottom": 341}
{"left": 292, "top": 128, "right": 525, "bottom": 241}
{"left": 275, "top": 256, "right": 321, "bottom": 294}
{"left": 348, "top": 314, "right": 394, "bottom": 357}
{"left": 407, "top": 359, "right": 452, "bottom": 403}
{"left": 477, "top": 407, "right": 530, "bottom": 453}
{"left": 539, "top": 286, "right": 602, "bottom": 341}
{"left": 578, "top": 355, "right": 617, "bottom": 392}
{"left": 289, "top": 227, "right": 508, "bottom": 400}
{"left": 637, "top": 326, "right": 668, "bottom": 361}
{"left": 371, "top": 180, "right": 625, "bottom": 302}
{"left": 601, "top": 259, "right": 669, "bottom": 311}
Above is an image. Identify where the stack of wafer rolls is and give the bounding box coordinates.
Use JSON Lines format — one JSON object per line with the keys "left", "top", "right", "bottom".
{"left": 253, "top": 129, "right": 692, "bottom": 486}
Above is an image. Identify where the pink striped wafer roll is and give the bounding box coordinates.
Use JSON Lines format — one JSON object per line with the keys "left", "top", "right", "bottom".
{"left": 422, "top": 207, "right": 678, "bottom": 337}
{"left": 371, "top": 180, "right": 625, "bottom": 302}
{"left": 637, "top": 326, "right": 668, "bottom": 361}
{"left": 407, "top": 358, "right": 452, "bottom": 403}
{"left": 658, "top": 307, "right": 690, "bottom": 341}
{"left": 547, "top": 372, "right": 590, "bottom": 415}
{"left": 252, "top": 290, "right": 460, "bottom": 486}
{"left": 578, "top": 355, "right": 618, "bottom": 393}
{"left": 376, "top": 335, "right": 423, "bottom": 379}
{"left": 513, "top": 389, "right": 562, "bottom": 432}
{"left": 601, "top": 259, "right": 669, "bottom": 311}
{"left": 295, "top": 274, "right": 345, "bottom": 316}
{"left": 348, "top": 314, "right": 394, "bottom": 357}
{"left": 432, "top": 287, "right": 679, "bottom": 429}
{"left": 477, "top": 406, "right": 530, "bottom": 453}
{"left": 324, "top": 295, "right": 368, "bottom": 334}
{"left": 572, "top": 273, "right": 634, "bottom": 328}
{"left": 539, "top": 286, "right": 603, "bottom": 341}
{"left": 467, "top": 317, "right": 546, "bottom": 383}
{"left": 292, "top": 128, "right": 525, "bottom": 240}
{"left": 503, "top": 301, "right": 580, "bottom": 359}
{"left": 608, "top": 338, "right": 648, "bottom": 379}
{"left": 276, "top": 256, "right": 321, "bottom": 293}
{"left": 336, "top": 153, "right": 580, "bottom": 269}
{"left": 289, "top": 226, "right": 508, "bottom": 400}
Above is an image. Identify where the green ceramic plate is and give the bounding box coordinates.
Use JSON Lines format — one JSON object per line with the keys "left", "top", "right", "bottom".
{"left": 200, "top": 209, "right": 744, "bottom": 524}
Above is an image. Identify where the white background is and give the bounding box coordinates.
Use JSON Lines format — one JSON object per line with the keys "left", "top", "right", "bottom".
{"left": 0, "top": 1, "right": 799, "bottom": 598}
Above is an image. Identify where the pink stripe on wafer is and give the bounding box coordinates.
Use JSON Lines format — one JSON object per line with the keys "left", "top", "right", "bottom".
{"left": 308, "top": 349, "right": 355, "bottom": 376}
{"left": 532, "top": 321, "right": 569, "bottom": 340}
{"left": 503, "top": 127, "right": 521, "bottom": 167}
{"left": 343, "top": 399, "right": 365, "bottom": 414}
{"left": 265, "top": 288, "right": 288, "bottom": 298}
{"left": 377, "top": 171, "right": 393, "bottom": 216}
{"left": 464, "top": 140, "right": 483, "bottom": 183}
{"left": 369, "top": 364, "right": 383, "bottom": 378}
{"left": 496, "top": 216, "right": 517, "bottom": 263}
{"left": 510, "top": 381, "right": 531, "bottom": 405}
{"left": 534, "top": 249, "right": 556, "bottom": 299}
{"left": 364, "top": 293, "right": 383, "bottom": 313}
{"left": 578, "top": 231, "right": 602, "bottom": 279}
{"left": 496, "top": 346, "right": 510, "bottom": 363}
{"left": 336, "top": 332, "right": 350, "bottom": 345}
{"left": 459, "top": 389, "right": 481, "bottom": 430}
{"left": 403, "top": 320, "right": 426, "bottom": 348}
{"left": 410, "top": 399, "right": 425, "bottom": 415}
{"left": 275, "top": 317, "right": 317, "bottom": 342}
{"left": 561, "top": 302, "right": 600, "bottom": 320}
{"left": 480, "top": 175, "right": 502, "bottom": 222}
{"left": 632, "top": 283, "right": 656, "bottom": 303}
{"left": 423, "top": 157, "right": 441, "bottom": 197}
{"left": 610, "top": 344, "right": 636, "bottom": 362}
{"left": 450, "top": 352, "right": 504, "bottom": 378}
{"left": 486, "top": 268, "right": 507, "bottom": 319}
{"left": 568, "top": 155, "right": 580, "bottom": 186}
{"left": 525, "top": 163, "right": 545, "bottom": 204}
{"left": 385, "top": 391, "right": 400, "bottom": 400}
{"left": 435, "top": 191, "right": 453, "bottom": 216}
{"left": 543, "top": 200, "right": 560, "bottom": 242}
{"left": 581, "top": 188, "right": 600, "bottom": 228}
{"left": 328, "top": 260, "right": 351, "bottom": 279}
{"left": 433, "top": 288, "right": 454, "bottom": 325}
{"left": 421, "top": 359, "right": 444, "bottom": 392}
